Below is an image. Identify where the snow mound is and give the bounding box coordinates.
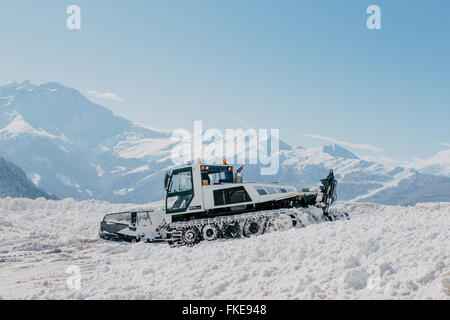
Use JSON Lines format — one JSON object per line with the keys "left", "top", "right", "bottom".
{"left": 0, "top": 198, "right": 449, "bottom": 299}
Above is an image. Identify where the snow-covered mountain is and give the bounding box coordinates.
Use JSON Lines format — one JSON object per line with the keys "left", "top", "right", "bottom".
{"left": 247, "top": 144, "right": 450, "bottom": 205}
{"left": 0, "top": 81, "right": 176, "bottom": 203}
{"left": 0, "top": 156, "right": 57, "bottom": 200}
{"left": 411, "top": 150, "right": 450, "bottom": 178}
{"left": 1, "top": 81, "right": 449, "bottom": 205}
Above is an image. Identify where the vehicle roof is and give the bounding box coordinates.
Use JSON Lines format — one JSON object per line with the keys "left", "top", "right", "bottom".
{"left": 169, "top": 162, "right": 232, "bottom": 170}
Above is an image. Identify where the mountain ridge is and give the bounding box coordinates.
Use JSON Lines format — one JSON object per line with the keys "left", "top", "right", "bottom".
{"left": 1, "top": 81, "right": 449, "bottom": 205}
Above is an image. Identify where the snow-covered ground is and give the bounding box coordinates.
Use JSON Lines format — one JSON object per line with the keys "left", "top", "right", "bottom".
{"left": 0, "top": 197, "right": 449, "bottom": 300}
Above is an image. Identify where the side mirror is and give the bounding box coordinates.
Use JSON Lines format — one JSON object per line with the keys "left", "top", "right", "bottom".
{"left": 164, "top": 172, "right": 171, "bottom": 191}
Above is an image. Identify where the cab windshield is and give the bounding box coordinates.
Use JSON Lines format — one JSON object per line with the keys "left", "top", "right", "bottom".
{"left": 201, "top": 166, "right": 234, "bottom": 185}
{"left": 168, "top": 170, "right": 193, "bottom": 193}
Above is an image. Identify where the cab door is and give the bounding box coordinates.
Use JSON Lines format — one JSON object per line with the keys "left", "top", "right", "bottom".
{"left": 165, "top": 167, "right": 194, "bottom": 214}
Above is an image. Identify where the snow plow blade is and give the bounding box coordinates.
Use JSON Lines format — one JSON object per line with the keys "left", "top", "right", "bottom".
{"left": 99, "top": 209, "right": 167, "bottom": 243}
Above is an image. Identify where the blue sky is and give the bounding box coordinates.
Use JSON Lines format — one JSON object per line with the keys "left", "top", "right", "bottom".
{"left": 0, "top": 0, "right": 449, "bottom": 162}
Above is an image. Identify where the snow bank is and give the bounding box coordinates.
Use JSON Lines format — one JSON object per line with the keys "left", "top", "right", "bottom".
{"left": 0, "top": 198, "right": 128, "bottom": 251}
{"left": 0, "top": 198, "right": 449, "bottom": 300}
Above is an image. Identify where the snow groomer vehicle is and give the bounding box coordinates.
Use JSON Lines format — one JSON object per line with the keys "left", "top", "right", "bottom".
{"left": 100, "top": 160, "right": 347, "bottom": 246}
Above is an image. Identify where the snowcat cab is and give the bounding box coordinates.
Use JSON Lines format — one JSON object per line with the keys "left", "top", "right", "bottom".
{"left": 164, "top": 163, "right": 237, "bottom": 219}
{"left": 163, "top": 161, "right": 322, "bottom": 224}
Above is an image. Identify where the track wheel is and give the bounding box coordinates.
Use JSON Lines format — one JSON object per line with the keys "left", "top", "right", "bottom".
{"left": 223, "top": 222, "right": 240, "bottom": 239}
{"left": 182, "top": 227, "right": 200, "bottom": 246}
{"left": 202, "top": 224, "right": 220, "bottom": 241}
{"left": 272, "top": 214, "right": 294, "bottom": 232}
{"left": 243, "top": 219, "right": 264, "bottom": 238}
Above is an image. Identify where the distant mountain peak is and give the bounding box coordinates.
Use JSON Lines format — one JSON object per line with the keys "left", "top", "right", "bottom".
{"left": 34, "top": 82, "right": 64, "bottom": 90}
{"left": 1, "top": 81, "right": 70, "bottom": 95}
{"left": 5, "top": 80, "right": 34, "bottom": 88}
{"left": 322, "top": 144, "right": 359, "bottom": 160}
{"left": 412, "top": 149, "right": 450, "bottom": 177}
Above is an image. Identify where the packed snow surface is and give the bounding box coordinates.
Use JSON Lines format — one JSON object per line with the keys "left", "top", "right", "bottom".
{"left": 0, "top": 197, "right": 449, "bottom": 300}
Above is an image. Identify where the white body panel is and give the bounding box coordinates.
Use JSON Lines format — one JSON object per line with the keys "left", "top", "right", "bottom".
{"left": 202, "top": 183, "right": 298, "bottom": 211}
